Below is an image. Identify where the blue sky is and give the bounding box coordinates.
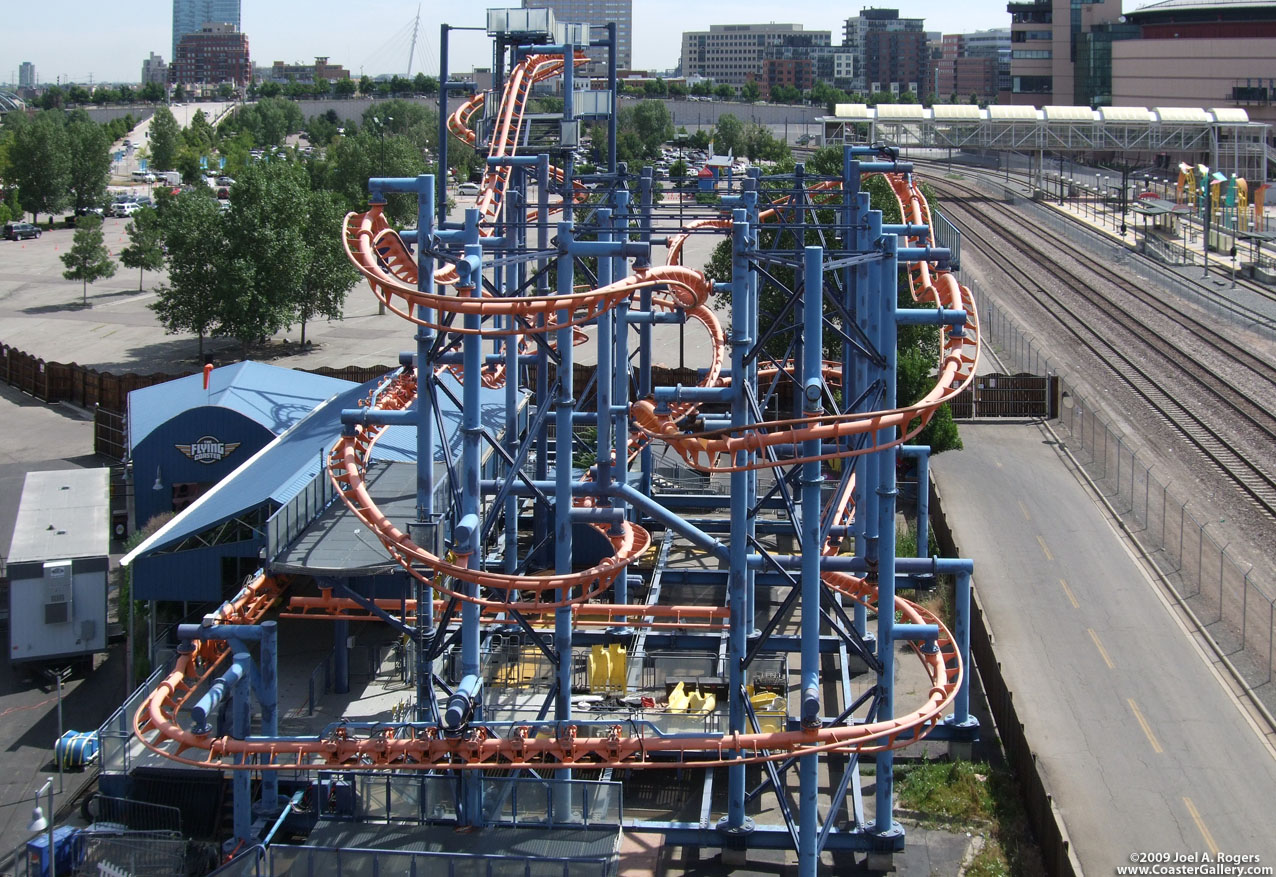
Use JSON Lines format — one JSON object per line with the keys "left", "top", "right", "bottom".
{"left": 4, "top": 1, "right": 1025, "bottom": 86}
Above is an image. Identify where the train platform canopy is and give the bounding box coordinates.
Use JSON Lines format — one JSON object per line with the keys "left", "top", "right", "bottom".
{"left": 818, "top": 103, "right": 1269, "bottom": 181}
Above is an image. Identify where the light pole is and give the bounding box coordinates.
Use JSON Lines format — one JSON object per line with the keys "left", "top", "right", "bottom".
{"left": 27, "top": 777, "right": 55, "bottom": 876}
{"left": 45, "top": 667, "right": 69, "bottom": 793}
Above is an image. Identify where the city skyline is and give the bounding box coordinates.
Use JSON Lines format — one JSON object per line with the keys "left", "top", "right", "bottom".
{"left": 3, "top": 0, "right": 1021, "bottom": 86}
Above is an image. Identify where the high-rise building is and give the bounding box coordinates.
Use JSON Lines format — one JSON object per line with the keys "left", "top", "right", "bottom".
{"left": 844, "top": 9, "right": 927, "bottom": 95}
{"left": 173, "top": 0, "right": 242, "bottom": 60}
{"left": 142, "top": 53, "right": 169, "bottom": 87}
{"left": 936, "top": 29, "right": 1010, "bottom": 104}
{"left": 1002, "top": 0, "right": 1121, "bottom": 105}
{"left": 172, "top": 23, "right": 251, "bottom": 86}
{"left": 522, "top": 0, "right": 632, "bottom": 73}
{"left": 18, "top": 61, "right": 36, "bottom": 89}
{"left": 681, "top": 24, "right": 831, "bottom": 88}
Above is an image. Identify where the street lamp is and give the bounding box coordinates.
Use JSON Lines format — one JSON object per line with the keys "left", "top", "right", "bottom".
{"left": 27, "top": 777, "right": 55, "bottom": 876}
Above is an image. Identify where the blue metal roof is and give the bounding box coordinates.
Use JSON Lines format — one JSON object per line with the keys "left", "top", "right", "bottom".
{"left": 122, "top": 370, "right": 524, "bottom": 566}
{"left": 127, "top": 361, "right": 355, "bottom": 451}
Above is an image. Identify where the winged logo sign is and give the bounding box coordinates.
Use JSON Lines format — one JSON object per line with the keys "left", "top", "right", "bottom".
{"left": 176, "top": 435, "right": 241, "bottom": 464}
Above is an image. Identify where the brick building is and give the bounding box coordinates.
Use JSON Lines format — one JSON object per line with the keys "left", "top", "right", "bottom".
{"left": 172, "top": 23, "right": 252, "bottom": 87}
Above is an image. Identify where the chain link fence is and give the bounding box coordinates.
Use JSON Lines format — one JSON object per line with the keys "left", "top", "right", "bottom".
{"left": 973, "top": 288, "right": 1276, "bottom": 702}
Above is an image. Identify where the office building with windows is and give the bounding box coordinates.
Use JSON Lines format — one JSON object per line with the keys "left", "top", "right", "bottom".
{"left": 681, "top": 23, "right": 831, "bottom": 89}
{"left": 843, "top": 8, "right": 927, "bottom": 95}
{"left": 522, "top": 0, "right": 632, "bottom": 74}
{"left": 173, "top": 0, "right": 242, "bottom": 59}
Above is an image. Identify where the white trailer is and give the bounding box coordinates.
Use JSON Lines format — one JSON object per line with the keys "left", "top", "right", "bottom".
{"left": 7, "top": 468, "right": 110, "bottom": 669}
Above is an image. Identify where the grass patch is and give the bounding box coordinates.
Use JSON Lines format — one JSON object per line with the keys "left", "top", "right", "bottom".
{"left": 896, "top": 759, "right": 1042, "bottom": 876}
{"left": 897, "top": 760, "right": 993, "bottom": 823}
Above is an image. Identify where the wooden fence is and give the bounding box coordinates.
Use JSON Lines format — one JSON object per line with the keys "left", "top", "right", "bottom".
{"left": 949, "top": 373, "right": 1058, "bottom": 419}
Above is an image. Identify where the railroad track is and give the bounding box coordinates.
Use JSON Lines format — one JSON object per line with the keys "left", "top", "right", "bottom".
{"left": 917, "top": 158, "right": 1276, "bottom": 312}
{"left": 930, "top": 174, "right": 1276, "bottom": 521}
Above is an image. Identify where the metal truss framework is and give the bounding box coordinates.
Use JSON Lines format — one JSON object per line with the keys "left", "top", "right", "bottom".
{"left": 131, "top": 19, "right": 983, "bottom": 877}
{"left": 820, "top": 104, "right": 1269, "bottom": 181}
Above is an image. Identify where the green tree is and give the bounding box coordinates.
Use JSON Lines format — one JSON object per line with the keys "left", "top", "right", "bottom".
{"left": 334, "top": 77, "right": 357, "bottom": 98}
{"left": 120, "top": 207, "right": 166, "bottom": 291}
{"left": 258, "top": 80, "right": 282, "bottom": 98}
{"left": 742, "top": 122, "right": 788, "bottom": 162}
{"left": 218, "top": 82, "right": 236, "bottom": 100}
{"left": 138, "top": 81, "right": 165, "bottom": 102}
{"left": 39, "top": 87, "right": 65, "bottom": 111}
{"left": 741, "top": 81, "right": 761, "bottom": 102}
{"left": 321, "top": 129, "right": 428, "bottom": 224}
{"left": 183, "top": 109, "right": 216, "bottom": 152}
{"left": 10, "top": 111, "right": 70, "bottom": 222}
{"left": 67, "top": 85, "right": 92, "bottom": 105}
{"left": 413, "top": 72, "right": 439, "bottom": 96}
{"left": 667, "top": 81, "right": 688, "bottom": 98}
{"left": 714, "top": 82, "right": 735, "bottom": 101}
{"left": 66, "top": 114, "right": 112, "bottom": 215}
{"left": 293, "top": 189, "right": 360, "bottom": 345}
{"left": 217, "top": 160, "right": 314, "bottom": 352}
{"left": 173, "top": 83, "right": 187, "bottom": 101}
{"left": 148, "top": 105, "right": 181, "bottom": 170}
{"left": 712, "top": 113, "right": 744, "bottom": 155}
{"left": 151, "top": 191, "right": 227, "bottom": 359}
{"left": 61, "top": 213, "right": 117, "bottom": 305}
{"left": 358, "top": 75, "right": 374, "bottom": 97}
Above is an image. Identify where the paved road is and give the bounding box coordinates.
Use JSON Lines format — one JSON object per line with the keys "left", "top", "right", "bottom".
{"left": 933, "top": 422, "right": 1276, "bottom": 871}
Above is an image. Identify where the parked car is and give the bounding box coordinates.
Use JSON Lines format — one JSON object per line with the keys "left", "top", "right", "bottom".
{"left": 457, "top": 182, "right": 481, "bottom": 197}
{"left": 3, "top": 222, "right": 42, "bottom": 241}
{"left": 109, "top": 202, "right": 139, "bottom": 218}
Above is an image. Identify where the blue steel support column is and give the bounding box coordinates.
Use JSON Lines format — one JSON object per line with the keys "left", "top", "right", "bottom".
{"left": 845, "top": 152, "right": 870, "bottom": 639}
{"left": 607, "top": 22, "right": 618, "bottom": 173}
{"left": 534, "top": 156, "right": 551, "bottom": 568}
{"left": 595, "top": 208, "right": 614, "bottom": 494}
{"left": 231, "top": 652, "right": 252, "bottom": 850}
{"left": 554, "top": 220, "right": 576, "bottom": 816}
{"left": 791, "top": 165, "right": 807, "bottom": 421}
{"left": 873, "top": 229, "right": 903, "bottom": 842}
{"left": 798, "top": 245, "right": 825, "bottom": 876}
{"left": 637, "top": 170, "right": 654, "bottom": 502}
{"left": 611, "top": 188, "right": 632, "bottom": 525}
{"left": 459, "top": 220, "right": 484, "bottom": 826}
{"left": 951, "top": 569, "right": 974, "bottom": 727}
{"left": 719, "top": 209, "right": 754, "bottom": 841}
{"left": 915, "top": 447, "right": 930, "bottom": 560}
{"left": 743, "top": 180, "right": 760, "bottom": 635}
{"left": 416, "top": 175, "right": 439, "bottom": 719}
{"left": 260, "top": 621, "right": 279, "bottom": 810}
{"left": 333, "top": 617, "right": 349, "bottom": 694}
{"left": 504, "top": 170, "right": 523, "bottom": 575}
{"left": 437, "top": 25, "right": 450, "bottom": 226}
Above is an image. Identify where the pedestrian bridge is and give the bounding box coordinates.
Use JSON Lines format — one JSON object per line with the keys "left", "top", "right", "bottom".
{"left": 820, "top": 103, "right": 1268, "bottom": 181}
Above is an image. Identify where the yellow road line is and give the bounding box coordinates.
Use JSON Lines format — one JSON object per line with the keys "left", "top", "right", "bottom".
{"left": 1036, "top": 535, "right": 1053, "bottom": 562}
{"left": 1017, "top": 500, "right": 1031, "bottom": 521}
{"left": 1183, "top": 797, "right": 1219, "bottom": 856}
{"left": 1128, "top": 699, "right": 1164, "bottom": 754}
{"left": 1059, "top": 578, "right": 1079, "bottom": 609}
{"left": 1087, "top": 628, "right": 1115, "bottom": 669}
